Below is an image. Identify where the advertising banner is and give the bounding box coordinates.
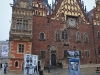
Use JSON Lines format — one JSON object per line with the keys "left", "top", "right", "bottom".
{"left": 24, "top": 54, "right": 38, "bottom": 75}
{"left": 1, "top": 45, "right": 9, "bottom": 57}
{"left": 67, "top": 51, "right": 80, "bottom": 58}
{"left": 69, "top": 58, "right": 80, "bottom": 75}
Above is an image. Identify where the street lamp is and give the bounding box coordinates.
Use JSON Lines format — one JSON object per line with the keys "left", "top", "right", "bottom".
{"left": 47, "top": 45, "right": 50, "bottom": 73}
{"left": 73, "top": 46, "right": 76, "bottom": 51}
{"left": 73, "top": 46, "right": 78, "bottom": 58}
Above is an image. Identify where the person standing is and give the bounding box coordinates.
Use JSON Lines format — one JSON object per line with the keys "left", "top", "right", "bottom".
{"left": 25, "top": 63, "right": 30, "bottom": 75}
{"left": 4, "top": 63, "right": 7, "bottom": 74}
{"left": 0, "top": 63, "right": 1, "bottom": 69}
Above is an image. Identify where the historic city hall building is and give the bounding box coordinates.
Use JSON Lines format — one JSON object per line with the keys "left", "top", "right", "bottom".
{"left": 9, "top": 0, "right": 100, "bottom": 71}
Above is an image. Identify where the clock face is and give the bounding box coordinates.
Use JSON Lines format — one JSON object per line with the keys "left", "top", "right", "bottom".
{"left": 68, "top": 18, "right": 76, "bottom": 26}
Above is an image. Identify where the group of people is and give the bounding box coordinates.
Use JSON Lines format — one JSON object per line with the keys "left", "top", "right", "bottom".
{"left": 25, "top": 55, "right": 38, "bottom": 75}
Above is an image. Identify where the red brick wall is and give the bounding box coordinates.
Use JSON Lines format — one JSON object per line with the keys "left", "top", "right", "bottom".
{"left": 32, "top": 16, "right": 96, "bottom": 65}
{"left": 9, "top": 41, "right": 31, "bottom": 71}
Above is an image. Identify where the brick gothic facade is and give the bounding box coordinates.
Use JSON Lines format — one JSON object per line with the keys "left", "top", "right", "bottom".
{"left": 9, "top": 0, "right": 100, "bottom": 71}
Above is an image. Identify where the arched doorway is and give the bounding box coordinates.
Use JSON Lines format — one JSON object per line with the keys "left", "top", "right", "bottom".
{"left": 51, "top": 54, "right": 56, "bottom": 66}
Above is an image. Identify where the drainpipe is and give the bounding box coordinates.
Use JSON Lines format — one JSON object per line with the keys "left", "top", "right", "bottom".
{"left": 92, "top": 24, "right": 97, "bottom": 64}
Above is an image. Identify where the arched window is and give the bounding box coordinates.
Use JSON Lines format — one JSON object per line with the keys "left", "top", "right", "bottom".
{"left": 56, "top": 30, "right": 60, "bottom": 41}
{"left": 14, "top": 61, "right": 19, "bottom": 68}
{"left": 40, "top": 33, "right": 45, "bottom": 40}
{"left": 35, "top": 11, "right": 38, "bottom": 15}
{"left": 76, "top": 32, "right": 81, "bottom": 42}
{"left": 84, "top": 33, "right": 89, "bottom": 43}
{"left": 62, "top": 30, "right": 67, "bottom": 40}
{"left": 98, "top": 31, "right": 100, "bottom": 37}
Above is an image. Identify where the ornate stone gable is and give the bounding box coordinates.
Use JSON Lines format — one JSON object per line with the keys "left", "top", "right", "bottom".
{"left": 91, "top": 0, "right": 100, "bottom": 26}
{"left": 13, "top": 0, "right": 33, "bottom": 9}
{"left": 51, "top": 0, "right": 89, "bottom": 24}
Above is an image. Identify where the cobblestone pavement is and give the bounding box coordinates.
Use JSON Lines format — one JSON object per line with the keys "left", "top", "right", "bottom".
{"left": 0, "top": 67, "right": 100, "bottom": 75}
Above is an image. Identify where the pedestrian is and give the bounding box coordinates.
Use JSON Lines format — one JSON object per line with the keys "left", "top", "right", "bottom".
{"left": 25, "top": 63, "right": 30, "bottom": 75}
{"left": 0, "top": 63, "right": 1, "bottom": 69}
{"left": 39, "top": 67, "right": 43, "bottom": 75}
{"left": 1, "top": 63, "right": 2, "bottom": 68}
{"left": 4, "top": 63, "right": 7, "bottom": 74}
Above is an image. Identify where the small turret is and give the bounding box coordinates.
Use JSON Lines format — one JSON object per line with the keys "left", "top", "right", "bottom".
{"left": 13, "top": 0, "right": 17, "bottom": 4}
{"left": 95, "top": 0, "right": 98, "bottom": 3}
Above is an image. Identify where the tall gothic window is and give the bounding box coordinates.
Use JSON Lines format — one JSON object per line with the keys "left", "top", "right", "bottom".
{"left": 85, "top": 50, "right": 90, "bottom": 58}
{"left": 56, "top": 30, "right": 60, "bottom": 41}
{"left": 64, "top": 50, "right": 67, "bottom": 58}
{"left": 84, "top": 33, "right": 89, "bottom": 43}
{"left": 76, "top": 32, "right": 81, "bottom": 42}
{"left": 79, "top": 50, "right": 82, "bottom": 58}
{"left": 14, "top": 61, "right": 19, "bottom": 68}
{"left": 18, "top": 44, "right": 24, "bottom": 53}
{"left": 40, "top": 51, "right": 45, "bottom": 59}
{"left": 40, "top": 33, "right": 45, "bottom": 40}
{"left": 98, "top": 46, "right": 100, "bottom": 55}
{"left": 62, "top": 30, "right": 67, "bottom": 40}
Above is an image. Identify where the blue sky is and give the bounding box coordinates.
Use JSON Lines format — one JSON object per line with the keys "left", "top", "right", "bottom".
{"left": 0, "top": 0, "right": 95, "bottom": 41}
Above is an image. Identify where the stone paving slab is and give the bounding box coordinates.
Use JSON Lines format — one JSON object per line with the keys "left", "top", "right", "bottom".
{"left": 0, "top": 67, "right": 100, "bottom": 75}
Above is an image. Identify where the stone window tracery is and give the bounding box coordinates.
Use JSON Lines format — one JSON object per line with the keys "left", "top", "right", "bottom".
{"left": 84, "top": 33, "right": 89, "bottom": 43}
{"left": 76, "top": 32, "right": 81, "bottom": 42}
{"left": 62, "top": 29, "right": 67, "bottom": 40}
{"left": 56, "top": 30, "right": 60, "bottom": 41}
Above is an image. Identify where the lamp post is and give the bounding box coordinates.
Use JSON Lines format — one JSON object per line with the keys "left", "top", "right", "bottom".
{"left": 47, "top": 45, "right": 50, "bottom": 73}
{"left": 73, "top": 46, "right": 77, "bottom": 58}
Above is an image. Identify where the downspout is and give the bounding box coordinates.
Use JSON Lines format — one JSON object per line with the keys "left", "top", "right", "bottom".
{"left": 92, "top": 24, "right": 97, "bottom": 64}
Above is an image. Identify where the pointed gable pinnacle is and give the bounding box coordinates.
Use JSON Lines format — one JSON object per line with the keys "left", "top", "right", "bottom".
{"left": 12, "top": 0, "right": 33, "bottom": 7}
